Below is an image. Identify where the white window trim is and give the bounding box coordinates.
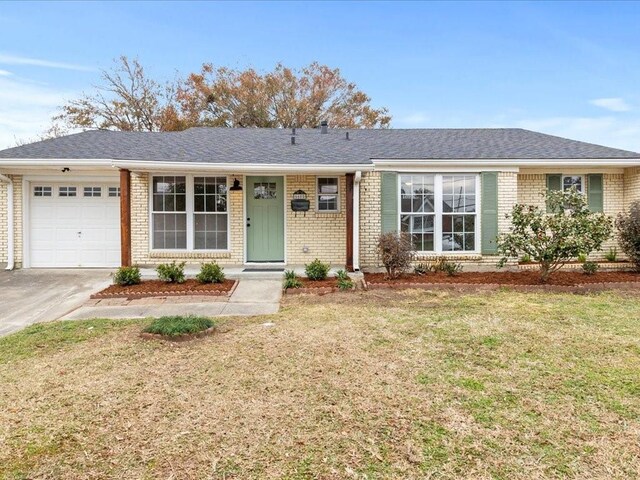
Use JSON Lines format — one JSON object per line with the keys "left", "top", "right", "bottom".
{"left": 562, "top": 174, "right": 585, "bottom": 193}
{"left": 397, "top": 173, "right": 480, "bottom": 255}
{"left": 33, "top": 185, "right": 52, "bottom": 197}
{"left": 316, "top": 176, "right": 340, "bottom": 213}
{"left": 58, "top": 186, "right": 77, "bottom": 198}
{"left": 148, "top": 174, "right": 231, "bottom": 253}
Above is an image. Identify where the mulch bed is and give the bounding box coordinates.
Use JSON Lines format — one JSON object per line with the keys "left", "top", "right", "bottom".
{"left": 364, "top": 270, "right": 640, "bottom": 294}
{"left": 284, "top": 277, "right": 354, "bottom": 295}
{"left": 139, "top": 326, "right": 217, "bottom": 342}
{"left": 92, "top": 279, "right": 238, "bottom": 300}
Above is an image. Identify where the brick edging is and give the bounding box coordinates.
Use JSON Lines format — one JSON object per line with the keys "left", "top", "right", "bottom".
{"left": 91, "top": 280, "right": 238, "bottom": 300}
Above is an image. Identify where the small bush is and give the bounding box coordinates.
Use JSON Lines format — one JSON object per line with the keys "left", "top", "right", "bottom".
{"left": 577, "top": 252, "right": 588, "bottom": 263}
{"left": 335, "top": 269, "right": 354, "bottom": 290}
{"left": 414, "top": 262, "right": 431, "bottom": 275}
{"left": 520, "top": 253, "right": 532, "bottom": 264}
{"left": 616, "top": 201, "right": 640, "bottom": 271}
{"left": 441, "top": 261, "right": 463, "bottom": 276}
{"left": 377, "top": 232, "right": 414, "bottom": 279}
{"left": 283, "top": 269, "right": 302, "bottom": 289}
{"left": 305, "top": 258, "right": 330, "bottom": 281}
{"left": 582, "top": 261, "right": 599, "bottom": 275}
{"left": 196, "top": 262, "right": 225, "bottom": 283}
{"left": 156, "top": 261, "right": 186, "bottom": 283}
{"left": 113, "top": 266, "right": 141, "bottom": 286}
{"left": 144, "top": 315, "right": 214, "bottom": 337}
{"left": 605, "top": 247, "right": 618, "bottom": 262}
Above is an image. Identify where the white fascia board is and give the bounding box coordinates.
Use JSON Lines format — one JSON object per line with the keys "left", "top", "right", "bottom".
{"left": 111, "top": 159, "right": 374, "bottom": 174}
{"left": 372, "top": 158, "right": 640, "bottom": 169}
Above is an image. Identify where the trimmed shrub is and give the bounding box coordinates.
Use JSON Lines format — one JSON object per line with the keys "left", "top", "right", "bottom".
{"left": 582, "top": 261, "right": 599, "bottom": 275}
{"left": 113, "top": 266, "right": 141, "bottom": 286}
{"left": 377, "top": 232, "right": 414, "bottom": 279}
{"left": 577, "top": 252, "right": 588, "bottom": 263}
{"left": 156, "top": 261, "right": 186, "bottom": 283}
{"left": 144, "top": 315, "right": 214, "bottom": 337}
{"left": 498, "top": 189, "right": 612, "bottom": 282}
{"left": 283, "top": 269, "right": 302, "bottom": 289}
{"left": 616, "top": 201, "right": 640, "bottom": 271}
{"left": 196, "top": 262, "right": 225, "bottom": 284}
{"left": 441, "top": 260, "right": 463, "bottom": 276}
{"left": 335, "top": 269, "right": 354, "bottom": 290}
{"left": 605, "top": 247, "right": 618, "bottom": 262}
{"left": 305, "top": 259, "right": 330, "bottom": 281}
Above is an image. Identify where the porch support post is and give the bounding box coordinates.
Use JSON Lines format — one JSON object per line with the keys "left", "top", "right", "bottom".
{"left": 346, "top": 173, "right": 355, "bottom": 271}
{"left": 119, "top": 168, "right": 132, "bottom": 267}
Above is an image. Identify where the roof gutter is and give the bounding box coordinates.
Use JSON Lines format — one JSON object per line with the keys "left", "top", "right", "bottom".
{"left": 0, "top": 173, "right": 14, "bottom": 270}
{"left": 372, "top": 158, "right": 640, "bottom": 168}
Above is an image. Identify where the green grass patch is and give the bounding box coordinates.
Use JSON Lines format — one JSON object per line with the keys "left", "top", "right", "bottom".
{"left": 143, "top": 315, "right": 215, "bottom": 337}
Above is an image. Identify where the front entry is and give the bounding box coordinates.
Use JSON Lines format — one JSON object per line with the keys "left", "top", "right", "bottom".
{"left": 246, "top": 176, "right": 285, "bottom": 262}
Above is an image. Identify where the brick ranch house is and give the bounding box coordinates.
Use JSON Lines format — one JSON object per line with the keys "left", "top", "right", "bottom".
{"left": 0, "top": 126, "right": 639, "bottom": 271}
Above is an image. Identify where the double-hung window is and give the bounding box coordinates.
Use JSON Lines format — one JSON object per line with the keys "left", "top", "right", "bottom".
{"left": 562, "top": 175, "right": 583, "bottom": 193}
{"left": 151, "top": 175, "right": 228, "bottom": 251}
{"left": 400, "top": 174, "right": 478, "bottom": 253}
{"left": 317, "top": 177, "right": 339, "bottom": 212}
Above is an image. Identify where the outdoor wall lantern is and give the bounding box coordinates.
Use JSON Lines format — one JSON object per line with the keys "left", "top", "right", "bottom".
{"left": 229, "top": 178, "right": 243, "bottom": 191}
{"left": 291, "top": 189, "right": 310, "bottom": 216}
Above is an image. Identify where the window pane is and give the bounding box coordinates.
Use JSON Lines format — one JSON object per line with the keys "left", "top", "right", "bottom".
{"left": 153, "top": 213, "right": 186, "bottom": 249}
{"left": 401, "top": 213, "right": 434, "bottom": 251}
{"left": 194, "top": 213, "right": 228, "bottom": 250}
{"left": 400, "top": 175, "right": 434, "bottom": 213}
{"left": 442, "top": 215, "right": 475, "bottom": 251}
{"left": 563, "top": 176, "right": 582, "bottom": 192}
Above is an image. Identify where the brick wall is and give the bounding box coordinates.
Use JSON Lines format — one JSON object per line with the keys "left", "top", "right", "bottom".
{"left": 286, "top": 175, "right": 347, "bottom": 266}
{"left": 131, "top": 173, "right": 243, "bottom": 266}
{"left": 359, "top": 171, "right": 382, "bottom": 268}
{"left": 498, "top": 172, "right": 518, "bottom": 236}
{"left": 624, "top": 167, "right": 640, "bottom": 204}
{"left": 11, "top": 175, "right": 22, "bottom": 267}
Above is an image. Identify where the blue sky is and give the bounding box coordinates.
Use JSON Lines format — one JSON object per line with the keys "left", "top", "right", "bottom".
{"left": 1, "top": 1, "right": 639, "bottom": 151}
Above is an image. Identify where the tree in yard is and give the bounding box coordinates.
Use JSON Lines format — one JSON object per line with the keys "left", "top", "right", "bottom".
{"left": 615, "top": 201, "right": 640, "bottom": 271}
{"left": 52, "top": 56, "right": 181, "bottom": 132}
{"left": 497, "top": 189, "right": 612, "bottom": 282}
{"left": 177, "top": 62, "right": 391, "bottom": 128}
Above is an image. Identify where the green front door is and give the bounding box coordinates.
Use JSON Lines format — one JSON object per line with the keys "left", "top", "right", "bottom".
{"left": 246, "top": 176, "right": 285, "bottom": 262}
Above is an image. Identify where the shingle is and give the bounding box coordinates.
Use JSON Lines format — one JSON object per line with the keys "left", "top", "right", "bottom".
{"left": 0, "top": 127, "right": 638, "bottom": 164}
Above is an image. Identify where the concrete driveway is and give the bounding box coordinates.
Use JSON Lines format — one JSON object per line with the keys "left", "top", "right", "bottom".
{"left": 0, "top": 269, "right": 112, "bottom": 337}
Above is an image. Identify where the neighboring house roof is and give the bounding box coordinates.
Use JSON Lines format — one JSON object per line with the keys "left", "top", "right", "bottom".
{"left": 0, "top": 127, "right": 638, "bottom": 165}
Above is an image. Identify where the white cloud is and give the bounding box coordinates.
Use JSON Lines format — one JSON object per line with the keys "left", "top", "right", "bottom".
{"left": 0, "top": 76, "right": 76, "bottom": 148}
{"left": 514, "top": 115, "right": 640, "bottom": 153}
{"left": 395, "top": 112, "right": 430, "bottom": 127}
{"left": 0, "top": 53, "right": 95, "bottom": 72}
{"left": 0, "top": 69, "right": 11, "bottom": 76}
{"left": 589, "top": 97, "right": 632, "bottom": 112}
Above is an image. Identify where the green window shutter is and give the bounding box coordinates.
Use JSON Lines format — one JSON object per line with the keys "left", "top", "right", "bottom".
{"left": 546, "top": 174, "right": 562, "bottom": 212}
{"left": 481, "top": 172, "right": 499, "bottom": 255}
{"left": 380, "top": 172, "right": 398, "bottom": 233}
{"left": 587, "top": 174, "right": 604, "bottom": 212}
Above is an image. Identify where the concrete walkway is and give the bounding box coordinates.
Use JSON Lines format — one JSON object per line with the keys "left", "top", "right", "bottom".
{"left": 60, "top": 279, "right": 282, "bottom": 320}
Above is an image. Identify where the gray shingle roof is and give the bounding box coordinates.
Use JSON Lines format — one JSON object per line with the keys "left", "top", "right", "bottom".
{"left": 0, "top": 127, "right": 638, "bottom": 164}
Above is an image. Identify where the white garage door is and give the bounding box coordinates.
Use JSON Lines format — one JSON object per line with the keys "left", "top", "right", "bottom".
{"left": 30, "top": 182, "right": 121, "bottom": 267}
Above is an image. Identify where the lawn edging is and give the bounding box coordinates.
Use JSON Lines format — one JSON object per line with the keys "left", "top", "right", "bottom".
{"left": 91, "top": 279, "right": 238, "bottom": 300}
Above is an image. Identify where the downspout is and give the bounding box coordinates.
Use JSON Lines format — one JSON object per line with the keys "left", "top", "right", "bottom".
{"left": 0, "top": 173, "right": 14, "bottom": 270}
{"left": 353, "top": 171, "right": 362, "bottom": 271}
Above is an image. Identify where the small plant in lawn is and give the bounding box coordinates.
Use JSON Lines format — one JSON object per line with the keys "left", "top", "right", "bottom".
{"left": 156, "top": 261, "right": 186, "bottom": 283}
{"left": 605, "top": 247, "right": 618, "bottom": 262}
{"left": 335, "top": 269, "right": 354, "bottom": 290}
{"left": 377, "top": 232, "right": 414, "bottom": 279}
{"left": 582, "top": 261, "right": 599, "bottom": 275}
{"left": 113, "top": 266, "right": 141, "bottom": 286}
{"left": 305, "top": 258, "right": 330, "bottom": 281}
{"left": 577, "top": 252, "right": 588, "bottom": 264}
{"left": 144, "top": 315, "right": 215, "bottom": 337}
{"left": 196, "top": 262, "right": 225, "bottom": 284}
{"left": 616, "top": 201, "right": 640, "bottom": 271}
{"left": 283, "top": 269, "right": 302, "bottom": 289}
{"left": 497, "top": 189, "right": 612, "bottom": 283}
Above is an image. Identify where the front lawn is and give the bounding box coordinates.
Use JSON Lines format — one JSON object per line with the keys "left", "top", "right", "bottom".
{"left": 1, "top": 290, "right": 639, "bottom": 478}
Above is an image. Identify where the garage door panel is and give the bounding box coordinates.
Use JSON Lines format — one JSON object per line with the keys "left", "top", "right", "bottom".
{"left": 30, "top": 182, "right": 121, "bottom": 268}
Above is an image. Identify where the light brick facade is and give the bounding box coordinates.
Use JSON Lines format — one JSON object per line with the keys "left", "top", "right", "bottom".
{"left": 0, "top": 181, "right": 6, "bottom": 265}
{"left": 624, "top": 167, "right": 640, "bottom": 204}
{"left": 359, "top": 171, "right": 382, "bottom": 267}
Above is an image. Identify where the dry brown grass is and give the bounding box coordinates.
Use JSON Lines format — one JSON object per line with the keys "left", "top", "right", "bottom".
{"left": 1, "top": 290, "right": 640, "bottom": 479}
